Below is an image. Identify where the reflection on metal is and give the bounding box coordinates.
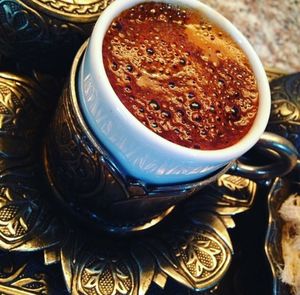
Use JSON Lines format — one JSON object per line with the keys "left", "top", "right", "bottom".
{"left": 0, "top": 253, "right": 48, "bottom": 294}
{"left": 234, "top": 132, "right": 298, "bottom": 180}
{"left": 60, "top": 211, "right": 234, "bottom": 294}
{"left": 265, "top": 67, "right": 288, "bottom": 82}
{"left": 44, "top": 246, "right": 61, "bottom": 265}
{"left": 0, "top": 57, "right": 297, "bottom": 295}
{"left": 0, "top": 70, "right": 259, "bottom": 292}
{"left": 267, "top": 73, "right": 300, "bottom": 155}
{"left": 19, "top": 0, "right": 110, "bottom": 20}
{"left": 0, "top": 73, "right": 62, "bottom": 251}
{"left": 184, "top": 173, "right": 257, "bottom": 216}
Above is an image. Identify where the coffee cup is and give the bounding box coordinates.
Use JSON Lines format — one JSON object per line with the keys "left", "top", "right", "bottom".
{"left": 78, "top": 0, "right": 271, "bottom": 185}
{"left": 44, "top": 0, "right": 297, "bottom": 232}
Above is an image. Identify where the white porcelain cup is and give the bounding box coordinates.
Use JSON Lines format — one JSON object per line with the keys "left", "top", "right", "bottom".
{"left": 78, "top": 0, "right": 271, "bottom": 185}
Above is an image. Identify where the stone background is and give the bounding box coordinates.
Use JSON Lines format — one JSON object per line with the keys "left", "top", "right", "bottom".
{"left": 203, "top": 0, "right": 300, "bottom": 73}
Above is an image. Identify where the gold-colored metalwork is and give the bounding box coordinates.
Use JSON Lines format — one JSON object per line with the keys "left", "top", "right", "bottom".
{"left": 184, "top": 174, "right": 257, "bottom": 216}
{"left": 57, "top": 172, "right": 257, "bottom": 294}
{"left": 265, "top": 67, "right": 288, "bottom": 82}
{"left": 0, "top": 72, "right": 62, "bottom": 251}
{"left": 0, "top": 68, "right": 263, "bottom": 293}
{"left": 20, "top": 0, "right": 110, "bottom": 21}
{"left": 0, "top": 61, "right": 297, "bottom": 294}
{"left": 0, "top": 257, "right": 48, "bottom": 294}
{"left": 59, "top": 194, "right": 237, "bottom": 295}
{"left": 0, "top": 0, "right": 111, "bottom": 70}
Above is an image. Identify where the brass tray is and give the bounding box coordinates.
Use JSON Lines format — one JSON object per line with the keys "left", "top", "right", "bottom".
{"left": 0, "top": 0, "right": 299, "bottom": 288}
{"left": 0, "top": 59, "right": 298, "bottom": 295}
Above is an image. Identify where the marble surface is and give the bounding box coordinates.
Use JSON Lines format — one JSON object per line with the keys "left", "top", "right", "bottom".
{"left": 203, "top": 0, "right": 300, "bottom": 73}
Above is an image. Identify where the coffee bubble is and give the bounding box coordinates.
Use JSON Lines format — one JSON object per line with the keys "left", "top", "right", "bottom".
{"left": 149, "top": 99, "right": 160, "bottom": 110}
{"left": 190, "top": 102, "right": 200, "bottom": 110}
{"left": 103, "top": 2, "right": 259, "bottom": 150}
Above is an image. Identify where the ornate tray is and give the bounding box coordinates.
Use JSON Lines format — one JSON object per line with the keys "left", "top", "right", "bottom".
{"left": 0, "top": 1, "right": 299, "bottom": 289}
{"left": 0, "top": 58, "right": 298, "bottom": 295}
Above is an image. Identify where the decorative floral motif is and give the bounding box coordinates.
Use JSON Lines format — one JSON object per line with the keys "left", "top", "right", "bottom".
{"left": 217, "top": 175, "right": 254, "bottom": 193}
{"left": 0, "top": 73, "right": 62, "bottom": 251}
{"left": 267, "top": 73, "right": 300, "bottom": 152}
{"left": 150, "top": 228, "right": 230, "bottom": 290}
{"left": 0, "top": 265, "right": 48, "bottom": 295}
{"left": 60, "top": 208, "right": 235, "bottom": 294}
{"left": 184, "top": 174, "right": 257, "bottom": 216}
{"left": 82, "top": 258, "right": 133, "bottom": 295}
{"left": 0, "top": 66, "right": 291, "bottom": 295}
{"left": 0, "top": 165, "right": 62, "bottom": 251}
{"left": 20, "top": 0, "right": 111, "bottom": 19}
{"left": 61, "top": 234, "right": 156, "bottom": 295}
{"left": 0, "top": 252, "right": 48, "bottom": 294}
{"left": 0, "top": 74, "right": 46, "bottom": 145}
{"left": 176, "top": 232, "right": 224, "bottom": 279}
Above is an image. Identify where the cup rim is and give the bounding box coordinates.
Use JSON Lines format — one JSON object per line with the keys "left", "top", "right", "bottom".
{"left": 80, "top": 0, "right": 271, "bottom": 183}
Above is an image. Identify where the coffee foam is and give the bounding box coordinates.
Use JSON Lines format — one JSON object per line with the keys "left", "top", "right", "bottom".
{"left": 103, "top": 2, "right": 259, "bottom": 150}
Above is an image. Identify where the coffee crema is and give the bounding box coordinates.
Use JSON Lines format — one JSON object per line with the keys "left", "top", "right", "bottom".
{"left": 103, "top": 2, "right": 259, "bottom": 150}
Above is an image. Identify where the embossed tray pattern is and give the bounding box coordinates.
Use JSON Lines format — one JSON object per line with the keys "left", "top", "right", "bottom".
{"left": 0, "top": 37, "right": 298, "bottom": 295}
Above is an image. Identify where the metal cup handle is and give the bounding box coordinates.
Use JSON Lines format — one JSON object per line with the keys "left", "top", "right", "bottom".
{"left": 232, "top": 132, "right": 299, "bottom": 180}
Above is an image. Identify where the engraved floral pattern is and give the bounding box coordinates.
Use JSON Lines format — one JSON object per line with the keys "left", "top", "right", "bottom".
{"left": 80, "top": 257, "right": 134, "bottom": 295}
{"left": 267, "top": 73, "right": 300, "bottom": 152}
{"left": 0, "top": 62, "right": 288, "bottom": 294}
{"left": 0, "top": 262, "right": 48, "bottom": 294}
{"left": 174, "top": 231, "right": 226, "bottom": 281}
{"left": 20, "top": 0, "right": 111, "bottom": 18}
{"left": 46, "top": 85, "right": 127, "bottom": 209}
{"left": 0, "top": 73, "right": 61, "bottom": 251}
{"left": 0, "top": 185, "right": 39, "bottom": 243}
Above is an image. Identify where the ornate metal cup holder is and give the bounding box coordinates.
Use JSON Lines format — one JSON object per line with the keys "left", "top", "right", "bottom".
{"left": 0, "top": 59, "right": 299, "bottom": 294}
